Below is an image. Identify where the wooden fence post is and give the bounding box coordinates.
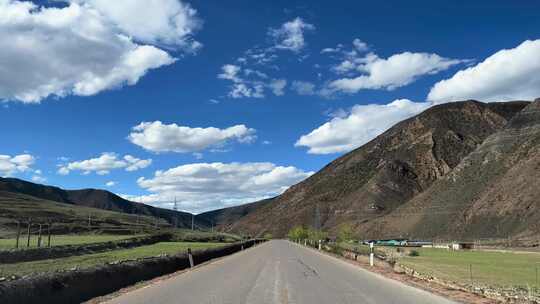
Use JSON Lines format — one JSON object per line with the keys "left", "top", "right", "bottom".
{"left": 47, "top": 222, "right": 52, "bottom": 247}
{"left": 15, "top": 221, "right": 21, "bottom": 249}
{"left": 37, "top": 224, "right": 43, "bottom": 248}
{"left": 26, "top": 219, "right": 31, "bottom": 248}
{"left": 536, "top": 265, "right": 538, "bottom": 292}
{"left": 469, "top": 264, "right": 473, "bottom": 286}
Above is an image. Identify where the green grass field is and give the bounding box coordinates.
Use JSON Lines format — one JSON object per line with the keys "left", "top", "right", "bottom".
{"left": 0, "top": 234, "right": 143, "bottom": 250}
{"left": 0, "top": 242, "right": 224, "bottom": 277}
{"left": 400, "top": 248, "right": 540, "bottom": 288}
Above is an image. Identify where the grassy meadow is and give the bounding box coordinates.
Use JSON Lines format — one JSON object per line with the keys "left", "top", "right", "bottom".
{"left": 0, "top": 234, "right": 142, "bottom": 250}
{"left": 400, "top": 248, "right": 540, "bottom": 288}
{"left": 0, "top": 242, "right": 224, "bottom": 277}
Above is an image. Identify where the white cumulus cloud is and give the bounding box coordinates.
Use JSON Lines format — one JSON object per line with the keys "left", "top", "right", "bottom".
{"left": 327, "top": 52, "right": 465, "bottom": 94}
{"left": 295, "top": 99, "right": 432, "bottom": 154}
{"left": 268, "top": 79, "right": 287, "bottom": 96}
{"left": 428, "top": 39, "right": 540, "bottom": 103}
{"left": 218, "top": 64, "right": 287, "bottom": 99}
{"left": 218, "top": 64, "right": 242, "bottom": 83}
{"left": 268, "top": 17, "right": 315, "bottom": 52}
{"left": 79, "top": 0, "right": 202, "bottom": 50}
{"left": 0, "top": 0, "right": 200, "bottom": 103}
{"left": 352, "top": 38, "right": 369, "bottom": 52}
{"left": 291, "top": 81, "right": 316, "bottom": 95}
{"left": 128, "top": 121, "right": 257, "bottom": 153}
{"left": 135, "top": 162, "right": 314, "bottom": 213}
{"left": 0, "top": 154, "right": 36, "bottom": 176}
{"left": 58, "top": 153, "right": 152, "bottom": 175}
{"left": 31, "top": 175, "right": 47, "bottom": 183}
{"left": 124, "top": 155, "right": 153, "bottom": 172}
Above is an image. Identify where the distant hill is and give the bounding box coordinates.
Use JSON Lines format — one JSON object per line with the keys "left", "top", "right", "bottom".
{"left": 0, "top": 178, "right": 198, "bottom": 229}
{"left": 201, "top": 100, "right": 532, "bottom": 238}
{"left": 0, "top": 190, "right": 169, "bottom": 236}
{"left": 197, "top": 199, "right": 272, "bottom": 230}
{"left": 366, "top": 99, "right": 540, "bottom": 241}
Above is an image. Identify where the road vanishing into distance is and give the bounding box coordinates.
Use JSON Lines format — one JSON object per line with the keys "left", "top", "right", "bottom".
{"left": 106, "top": 240, "right": 455, "bottom": 304}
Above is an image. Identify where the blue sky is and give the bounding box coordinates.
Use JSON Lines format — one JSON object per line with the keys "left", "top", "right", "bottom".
{"left": 1, "top": 0, "right": 540, "bottom": 213}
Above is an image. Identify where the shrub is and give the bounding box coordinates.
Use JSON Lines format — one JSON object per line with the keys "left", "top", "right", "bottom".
{"left": 336, "top": 223, "right": 354, "bottom": 243}
{"left": 287, "top": 226, "right": 308, "bottom": 241}
{"left": 409, "top": 250, "right": 420, "bottom": 257}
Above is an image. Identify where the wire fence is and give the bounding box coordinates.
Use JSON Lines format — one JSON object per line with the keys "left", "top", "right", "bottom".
{"left": 0, "top": 212, "right": 217, "bottom": 250}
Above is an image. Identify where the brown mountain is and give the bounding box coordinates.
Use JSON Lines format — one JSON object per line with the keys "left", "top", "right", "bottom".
{"left": 200, "top": 100, "right": 531, "bottom": 238}
{"left": 0, "top": 178, "right": 197, "bottom": 229}
{"left": 197, "top": 199, "right": 271, "bottom": 229}
{"left": 366, "top": 99, "right": 540, "bottom": 241}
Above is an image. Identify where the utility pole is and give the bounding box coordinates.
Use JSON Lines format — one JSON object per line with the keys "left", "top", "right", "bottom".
{"left": 191, "top": 214, "right": 194, "bottom": 231}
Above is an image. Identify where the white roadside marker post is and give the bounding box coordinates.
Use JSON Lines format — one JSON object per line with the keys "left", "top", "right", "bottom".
{"left": 369, "top": 242, "right": 374, "bottom": 267}
{"left": 188, "top": 248, "right": 194, "bottom": 268}
{"left": 318, "top": 239, "right": 322, "bottom": 251}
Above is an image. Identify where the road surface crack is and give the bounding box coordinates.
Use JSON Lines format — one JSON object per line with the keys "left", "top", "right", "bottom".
{"left": 296, "top": 259, "right": 319, "bottom": 278}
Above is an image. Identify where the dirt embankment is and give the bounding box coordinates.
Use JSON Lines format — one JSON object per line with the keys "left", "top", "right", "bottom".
{"left": 0, "top": 239, "right": 264, "bottom": 304}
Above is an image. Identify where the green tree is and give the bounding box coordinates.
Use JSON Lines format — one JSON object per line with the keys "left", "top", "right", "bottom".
{"left": 287, "top": 226, "right": 308, "bottom": 241}
{"left": 337, "top": 223, "right": 355, "bottom": 243}
{"left": 307, "top": 228, "right": 327, "bottom": 242}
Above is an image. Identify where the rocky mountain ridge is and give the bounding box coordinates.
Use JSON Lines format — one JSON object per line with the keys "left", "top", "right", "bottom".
{"left": 200, "top": 100, "right": 534, "bottom": 239}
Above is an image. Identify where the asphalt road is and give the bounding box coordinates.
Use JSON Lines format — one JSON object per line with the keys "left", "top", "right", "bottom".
{"left": 106, "top": 240, "right": 455, "bottom": 304}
